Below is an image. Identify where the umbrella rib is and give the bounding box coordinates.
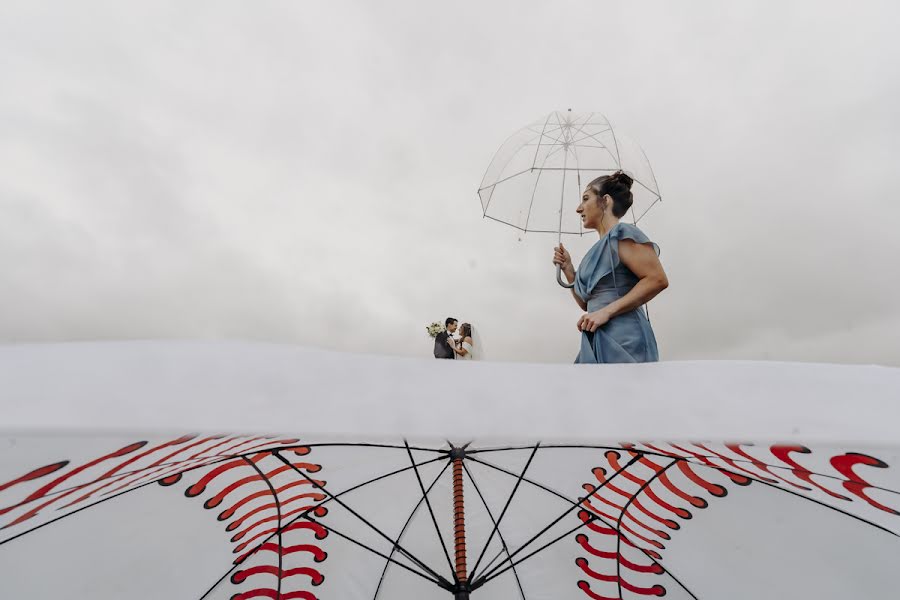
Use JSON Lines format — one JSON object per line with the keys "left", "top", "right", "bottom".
{"left": 516, "top": 167, "right": 619, "bottom": 172}
{"left": 461, "top": 461, "right": 528, "bottom": 600}
{"left": 569, "top": 127, "right": 612, "bottom": 146}
{"left": 273, "top": 450, "right": 452, "bottom": 585}
{"left": 530, "top": 111, "right": 555, "bottom": 170}
{"left": 494, "top": 443, "right": 900, "bottom": 498}
{"left": 195, "top": 454, "right": 452, "bottom": 600}
{"left": 477, "top": 167, "right": 533, "bottom": 193}
{"left": 726, "top": 468, "right": 900, "bottom": 538}
{"left": 403, "top": 440, "right": 458, "bottom": 581}
{"left": 477, "top": 443, "right": 900, "bottom": 499}
{"left": 372, "top": 460, "right": 453, "bottom": 600}
{"left": 0, "top": 445, "right": 315, "bottom": 545}
{"left": 301, "top": 514, "right": 447, "bottom": 587}
{"left": 466, "top": 455, "right": 700, "bottom": 600}
{"left": 572, "top": 126, "right": 620, "bottom": 166}
{"left": 616, "top": 460, "right": 679, "bottom": 600}
{"left": 482, "top": 213, "right": 586, "bottom": 236}
{"left": 474, "top": 461, "right": 693, "bottom": 598}
{"left": 276, "top": 442, "right": 447, "bottom": 453}
{"left": 523, "top": 123, "right": 571, "bottom": 232}
{"left": 470, "top": 452, "right": 641, "bottom": 584}
{"left": 468, "top": 443, "right": 540, "bottom": 580}
{"left": 0, "top": 476, "right": 161, "bottom": 547}
{"left": 8, "top": 441, "right": 446, "bottom": 505}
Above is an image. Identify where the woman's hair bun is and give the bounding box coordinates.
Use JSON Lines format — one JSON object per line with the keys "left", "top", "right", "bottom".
{"left": 587, "top": 170, "right": 635, "bottom": 218}
{"left": 610, "top": 170, "right": 634, "bottom": 190}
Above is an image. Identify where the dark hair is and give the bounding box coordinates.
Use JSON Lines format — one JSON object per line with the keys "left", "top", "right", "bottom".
{"left": 459, "top": 323, "right": 472, "bottom": 338}
{"left": 588, "top": 170, "right": 634, "bottom": 218}
{"left": 445, "top": 317, "right": 458, "bottom": 327}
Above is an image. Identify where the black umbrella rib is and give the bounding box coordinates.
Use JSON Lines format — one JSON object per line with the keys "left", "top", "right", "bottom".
{"left": 466, "top": 455, "right": 699, "bottom": 600}
{"left": 301, "top": 514, "right": 446, "bottom": 587}
{"left": 469, "top": 452, "right": 640, "bottom": 585}
{"left": 372, "top": 460, "right": 453, "bottom": 599}
{"left": 0, "top": 477, "right": 161, "bottom": 547}
{"left": 403, "top": 440, "right": 457, "bottom": 581}
{"left": 475, "top": 459, "right": 698, "bottom": 600}
{"left": 468, "top": 442, "right": 540, "bottom": 581}
{"left": 274, "top": 442, "right": 447, "bottom": 453}
{"left": 196, "top": 453, "right": 451, "bottom": 600}
{"left": 745, "top": 473, "right": 900, "bottom": 538}
{"left": 273, "top": 450, "right": 451, "bottom": 586}
{"left": 469, "top": 444, "right": 900, "bottom": 497}
{"left": 461, "top": 461, "right": 527, "bottom": 600}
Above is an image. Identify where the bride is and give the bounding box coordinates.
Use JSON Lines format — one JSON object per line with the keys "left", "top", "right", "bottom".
{"left": 451, "top": 323, "right": 481, "bottom": 361}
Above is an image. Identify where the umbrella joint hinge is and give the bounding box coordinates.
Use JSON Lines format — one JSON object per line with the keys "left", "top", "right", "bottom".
{"left": 452, "top": 580, "right": 471, "bottom": 599}
{"left": 449, "top": 446, "right": 467, "bottom": 460}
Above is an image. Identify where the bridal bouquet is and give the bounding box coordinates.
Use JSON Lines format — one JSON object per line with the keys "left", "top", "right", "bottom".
{"left": 425, "top": 322, "right": 444, "bottom": 338}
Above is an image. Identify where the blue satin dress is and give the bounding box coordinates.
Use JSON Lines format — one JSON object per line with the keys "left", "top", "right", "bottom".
{"left": 574, "top": 223, "right": 660, "bottom": 363}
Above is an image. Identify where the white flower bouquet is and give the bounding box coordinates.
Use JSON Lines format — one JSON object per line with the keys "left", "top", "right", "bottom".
{"left": 425, "top": 322, "right": 445, "bottom": 338}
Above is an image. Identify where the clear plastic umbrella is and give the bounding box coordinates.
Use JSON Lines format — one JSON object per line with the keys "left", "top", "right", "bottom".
{"left": 477, "top": 110, "right": 661, "bottom": 287}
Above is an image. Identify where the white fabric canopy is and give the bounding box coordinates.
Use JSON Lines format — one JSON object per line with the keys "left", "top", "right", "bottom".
{"left": 1, "top": 341, "right": 898, "bottom": 443}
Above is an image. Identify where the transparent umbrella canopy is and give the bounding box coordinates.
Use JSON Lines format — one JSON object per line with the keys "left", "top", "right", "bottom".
{"left": 477, "top": 110, "right": 662, "bottom": 287}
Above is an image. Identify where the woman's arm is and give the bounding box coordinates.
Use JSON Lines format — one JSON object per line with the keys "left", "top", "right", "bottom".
{"left": 553, "top": 244, "right": 587, "bottom": 311}
{"left": 578, "top": 240, "right": 668, "bottom": 332}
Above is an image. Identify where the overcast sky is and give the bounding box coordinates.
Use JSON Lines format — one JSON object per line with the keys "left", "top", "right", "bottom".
{"left": 1, "top": 0, "right": 898, "bottom": 365}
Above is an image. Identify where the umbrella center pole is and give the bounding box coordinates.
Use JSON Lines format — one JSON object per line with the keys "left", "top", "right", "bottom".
{"left": 451, "top": 446, "right": 469, "bottom": 597}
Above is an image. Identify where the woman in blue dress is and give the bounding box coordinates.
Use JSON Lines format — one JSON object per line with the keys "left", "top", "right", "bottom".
{"left": 552, "top": 171, "right": 668, "bottom": 363}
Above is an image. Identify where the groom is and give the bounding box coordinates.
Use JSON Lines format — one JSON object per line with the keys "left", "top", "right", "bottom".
{"left": 433, "top": 317, "right": 458, "bottom": 359}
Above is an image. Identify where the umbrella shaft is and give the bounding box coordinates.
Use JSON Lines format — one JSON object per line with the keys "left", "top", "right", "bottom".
{"left": 452, "top": 457, "right": 467, "bottom": 584}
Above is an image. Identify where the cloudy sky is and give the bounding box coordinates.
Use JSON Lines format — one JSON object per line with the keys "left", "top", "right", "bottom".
{"left": 1, "top": 1, "right": 898, "bottom": 365}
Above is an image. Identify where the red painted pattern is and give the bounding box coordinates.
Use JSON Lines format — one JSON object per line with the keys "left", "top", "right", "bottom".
{"left": 0, "top": 435, "right": 329, "bottom": 600}
{"left": 576, "top": 442, "right": 898, "bottom": 600}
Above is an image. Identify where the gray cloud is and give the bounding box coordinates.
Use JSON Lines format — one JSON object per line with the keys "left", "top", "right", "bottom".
{"left": 1, "top": 0, "right": 898, "bottom": 365}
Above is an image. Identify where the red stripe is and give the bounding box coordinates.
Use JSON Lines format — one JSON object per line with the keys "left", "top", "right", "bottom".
{"left": 0, "top": 462, "right": 68, "bottom": 493}
{"left": 232, "top": 565, "right": 324, "bottom": 585}
{"left": 769, "top": 445, "right": 850, "bottom": 500}
{"left": 576, "top": 558, "right": 666, "bottom": 596}
{"left": 631, "top": 454, "right": 706, "bottom": 508}
{"left": 220, "top": 484, "right": 324, "bottom": 521}
{"left": 575, "top": 534, "right": 662, "bottom": 574}
{"left": 233, "top": 522, "right": 328, "bottom": 555}
{"left": 231, "top": 505, "right": 324, "bottom": 542}
{"left": 676, "top": 461, "right": 726, "bottom": 497}
{"left": 830, "top": 453, "right": 899, "bottom": 515}
{"left": 227, "top": 493, "right": 326, "bottom": 531}
{"left": 725, "top": 444, "right": 811, "bottom": 491}
{"left": 670, "top": 444, "right": 750, "bottom": 486}
{"left": 693, "top": 442, "right": 779, "bottom": 484}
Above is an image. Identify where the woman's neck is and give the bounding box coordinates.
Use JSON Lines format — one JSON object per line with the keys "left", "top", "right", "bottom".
{"left": 596, "top": 216, "right": 620, "bottom": 237}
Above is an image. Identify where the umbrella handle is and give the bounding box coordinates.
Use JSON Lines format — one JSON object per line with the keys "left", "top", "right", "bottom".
{"left": 556, "top": 264, "right": 575, "bottom": 289}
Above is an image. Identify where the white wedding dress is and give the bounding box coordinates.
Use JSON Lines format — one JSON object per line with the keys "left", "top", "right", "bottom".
{"left": 458, "top": 340, "right": 475, "bottom": 361}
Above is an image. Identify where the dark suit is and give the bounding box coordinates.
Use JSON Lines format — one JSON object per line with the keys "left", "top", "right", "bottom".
{"left": 433, "top": 331, "right": 455, "bottom": 359}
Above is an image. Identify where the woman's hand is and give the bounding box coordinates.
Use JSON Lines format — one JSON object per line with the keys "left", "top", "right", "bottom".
{"left": 577, "top": 309, "right": 612, "bottom": 332}
{"left": 552, "top": 244, "right": 573, "bottom": 270}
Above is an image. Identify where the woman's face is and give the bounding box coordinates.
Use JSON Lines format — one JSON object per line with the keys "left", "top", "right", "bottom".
{"left": 577, "top": 187, "right": 606, "bottom": 229}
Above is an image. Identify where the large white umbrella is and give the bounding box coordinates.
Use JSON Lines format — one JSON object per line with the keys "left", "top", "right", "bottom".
{"left": 1, "top": 342, "right": 898, "bottom": 599}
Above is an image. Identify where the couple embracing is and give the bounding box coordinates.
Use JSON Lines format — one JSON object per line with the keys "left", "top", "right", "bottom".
{"left": 433, "top": 318, "right": 480, "bottom": 361}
